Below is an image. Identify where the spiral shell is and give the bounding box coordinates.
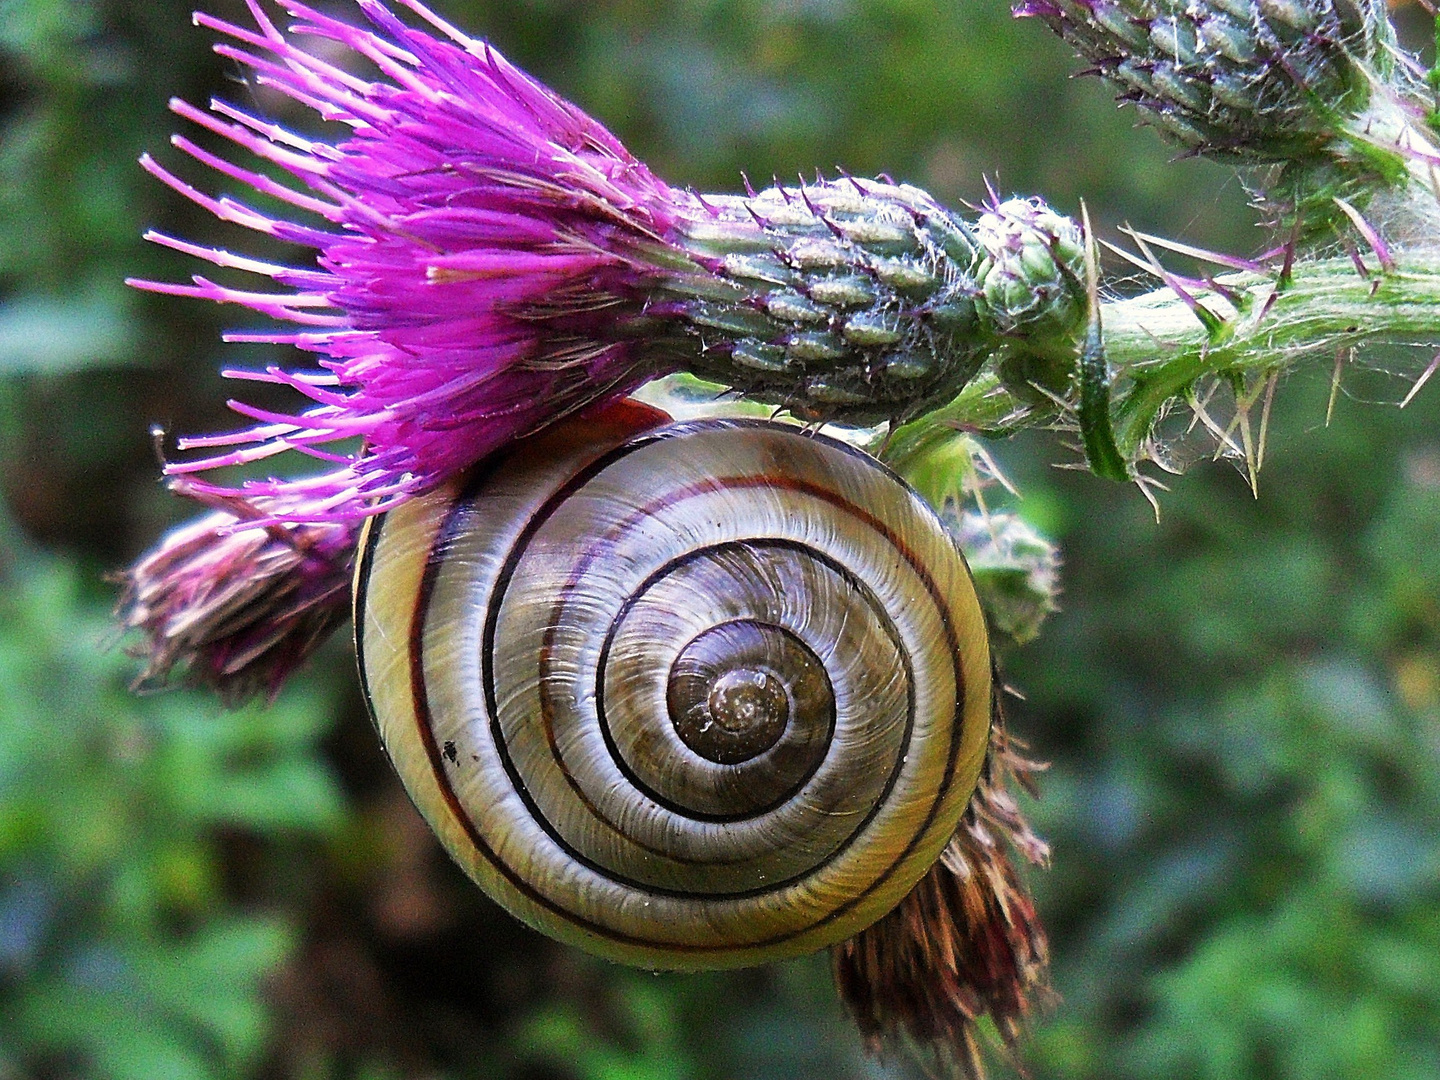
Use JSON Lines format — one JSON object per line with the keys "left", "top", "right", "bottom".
{"left": 354, "top": 409, "right": 992, "bottom": 970}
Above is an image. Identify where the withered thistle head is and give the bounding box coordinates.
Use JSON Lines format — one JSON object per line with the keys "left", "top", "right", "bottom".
{"left": 118, "top": 485, "right": 357, "bottom": 702}
{"left": 832, "top": 710, "right": 1052, "bottom": 1079}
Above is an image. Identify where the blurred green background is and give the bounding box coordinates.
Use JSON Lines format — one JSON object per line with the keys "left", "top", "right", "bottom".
{"left": 3, "top": 0, "right": 1440, "bottom": 1077}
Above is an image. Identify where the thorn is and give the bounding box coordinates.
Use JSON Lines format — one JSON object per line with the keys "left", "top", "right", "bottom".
{"left": 1024, "top": 379, "right": 1075, "bottom": 414}
{"left": 1341, "top": 239, "right": 1371, "bottom": 280}
{"left": 1236, "top": 389, "right": 1259, "bottom": 497}
{"left": 1200, "top": 274, "right": 1245, "bottom": 307}
{"left": 1187, "top": 386, "right": 1244, "bottom": 461}
{"left": 1112, "top": 231, "right": 1226, "bottom": 339}
{"left": 1256, "top": 279, "right": 1283, "bottom": 322}
{"left": 1400, "top": 351, "right": 1440, "bottom": 409}
{"left": 1142, "top": 435, "right": 1184, "bottom": 476}
{"left": 1334, "top": 197, "right": 1394, "bottom": 273}
{"left": 967, "top": 439, "right": 1021, "bottom": 499}
{"left": 1182, "top": 385, "right": 1210, "bottom": 436}
{"left": 1125, "top": 230, "right": 1266, "bottom": 273}
{"left": 877, "top": 172, "right": 895, "bottom": 185}
{"left": 1134, "top": 472, "right": 1165, "bottom": 522}
{"left": 1276, "top": 224, "right": 1300, "bottom": 291}
{"left": 740, "top": 171, "right": 756, "bottom": 198}
{"left": 982, "top": 175, "right": 1002, "bottom": 211}
{"left": 799, "top": 186, "right": 824, "bottom": 219}
{"left": 1325, "top": 347, "right": 1345, "bottom": 426}
{"left": 1256, "top": 369, "right": 1278, "bottom": 476}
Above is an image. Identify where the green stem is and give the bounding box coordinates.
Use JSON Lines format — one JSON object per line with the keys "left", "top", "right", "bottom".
{"left": 885, "top": 252, "right": 1440, "bottom": 472}
{"left": 1107, "top": 256, "right": 1440, "bottom": 456}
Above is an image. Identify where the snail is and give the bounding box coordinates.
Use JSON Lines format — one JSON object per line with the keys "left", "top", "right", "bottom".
{"left": 353, "top": 403, "right": 992, "bottom": 969}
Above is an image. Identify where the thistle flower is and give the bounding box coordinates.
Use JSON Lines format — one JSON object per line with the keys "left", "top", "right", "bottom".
{"left": 123, "top": 0, "right": 1009, "bottom": 694}
{"left": 1016, "top": 0, "right": 1394, "bottom": 161}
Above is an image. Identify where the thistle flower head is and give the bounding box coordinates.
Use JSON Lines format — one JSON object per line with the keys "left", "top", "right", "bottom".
{"left": 132, "top": 0, "right": 689, "bottom": 523}
{"left": 121, "top": 0, "right": 1011, "bottom": 692}
{"left": 134, "top": 1, "right": 1000, "bottom": 528}
{"left": 1017, "top": 0, "right": 1394, "bottom": 161}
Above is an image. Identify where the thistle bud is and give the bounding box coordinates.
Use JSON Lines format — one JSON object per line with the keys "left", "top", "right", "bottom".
{"left": 944, "top": 508, "right": 1062, "bottom": 645}
{"left": 1017, "top": 0, "right": 1394, "bottom": 161}
{"left": 654, "top": 180, "right": 993, "bottom": 423}
{"left": 973, "top": 197, "right": 1086, "bottom": 351}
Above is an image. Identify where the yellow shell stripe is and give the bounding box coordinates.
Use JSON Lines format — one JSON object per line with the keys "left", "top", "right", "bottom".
{"left": 354, "top": 416, "right": 992, "bottom": 970}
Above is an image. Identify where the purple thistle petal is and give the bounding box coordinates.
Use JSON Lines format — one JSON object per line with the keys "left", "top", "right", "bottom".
{"left": 141, "top": 0, "right": 697, "bottom": 527}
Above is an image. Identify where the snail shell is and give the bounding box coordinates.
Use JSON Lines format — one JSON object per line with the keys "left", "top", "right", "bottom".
{"left": 354, "top": 408, "right": 991, "bottom": 970}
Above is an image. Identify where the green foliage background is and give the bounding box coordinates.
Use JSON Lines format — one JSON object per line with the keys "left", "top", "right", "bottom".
{"left": 1, "top": 0, "right": 1438, "bottom": 1077}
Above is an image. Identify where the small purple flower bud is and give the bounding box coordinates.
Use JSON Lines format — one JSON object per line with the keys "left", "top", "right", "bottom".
{"left": 944, "top": 509, "right": 1062, "bottom": 645}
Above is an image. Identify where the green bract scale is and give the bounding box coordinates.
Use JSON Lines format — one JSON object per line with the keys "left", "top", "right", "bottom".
{"left": 649, "top": 180, "right": 995, "bottom": 424}
{"left": 1018, "top": 0, "right": 1393, "bottom": 161}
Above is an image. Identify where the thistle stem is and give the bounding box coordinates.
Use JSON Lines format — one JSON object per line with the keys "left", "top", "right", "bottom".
{"left": 1107, "top": 255, "right": 1440, "bottom": 455}
{"left": 884, "top": 252, "right": 1440, "bottom": 473}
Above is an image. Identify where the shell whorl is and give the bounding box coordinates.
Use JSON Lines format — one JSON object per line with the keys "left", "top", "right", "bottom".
{"left": 354, "top": 411, "right": 992, "bottom": 970}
